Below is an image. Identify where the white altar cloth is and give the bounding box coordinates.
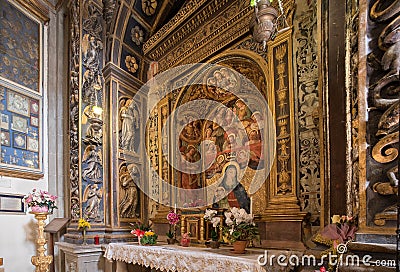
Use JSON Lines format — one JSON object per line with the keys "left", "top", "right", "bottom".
{"left": 104, "top": 242, "right": 266, "bottom": 272}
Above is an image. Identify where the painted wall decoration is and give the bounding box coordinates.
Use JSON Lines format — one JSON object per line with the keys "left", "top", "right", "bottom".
{"left": 0, "top": 84, "right": 41, "bottom": 173}
{"left": 0, "top": 0, "right": 40, "bottom": 92}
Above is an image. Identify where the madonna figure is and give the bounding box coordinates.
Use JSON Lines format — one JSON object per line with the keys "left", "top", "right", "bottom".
{"left": 213, "top": 164, "right": 250, "bottom": 213}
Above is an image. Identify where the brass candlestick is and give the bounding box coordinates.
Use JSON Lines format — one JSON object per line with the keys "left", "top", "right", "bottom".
{"left": 30, "top": 212, "right": 53, "bottom": 272}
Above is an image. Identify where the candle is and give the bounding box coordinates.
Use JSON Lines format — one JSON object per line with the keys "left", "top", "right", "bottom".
{"left": 250, "top": 197, "right": 253, "bottom": 215}
{"left": 174, "top": 203, "right": 177, "bottom": 214}
{"left": 94, "top": 235, "right": 100, "bottom": 245}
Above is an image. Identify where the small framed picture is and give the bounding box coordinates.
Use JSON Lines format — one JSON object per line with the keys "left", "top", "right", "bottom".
{"left": 7, "top": 91, "right": 30, "bottom": 117}
{"left": 30, "top": 99, "right": 39, "bottom": 115}
{"left": 13, "top": 132, "right": 26, "bottom": 149}
{"left": 30, "top": 116, "right": 39, "bottom": 127}
{"left": 1, "top": 114, "right": 9, "bottom": 130}
{"left": 11, "top": 115, "right": 28, "bottom": 133}
{"left": 1, "top": 130, "right": 10, "bottom": 147}
{"left": 27, "top": 136, "right": 39, "bottom": 152}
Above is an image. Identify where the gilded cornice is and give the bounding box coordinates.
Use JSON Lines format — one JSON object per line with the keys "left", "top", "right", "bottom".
{"left": 144, "top": 0, "right": 295, "bottom": 72}
{"left": 143, "top": 0, "right": 234, "bottom": 57}
{"left": 13, "top": 0, "right": 50, "bottom": 22}
{"left": 163, "top": 7, "right": 253, "bottom": 70}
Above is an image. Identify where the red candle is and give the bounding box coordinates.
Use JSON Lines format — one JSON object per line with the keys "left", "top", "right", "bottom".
{"left": 94, "top": 235, "right": 100, "bottom": 245}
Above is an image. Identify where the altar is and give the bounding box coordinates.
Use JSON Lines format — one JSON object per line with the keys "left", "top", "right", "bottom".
{"left": 104, "top": 243, "right": 267, "bottom": 272}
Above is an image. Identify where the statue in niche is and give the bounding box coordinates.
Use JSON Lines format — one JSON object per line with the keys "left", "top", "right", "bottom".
{"left": 83, "top": 183, "right": 103, "bottom": 221}
{"left": 120, "top": 99, "right": 139, "bottom": 152}
{"left": 82, "top": 145, "right": 102, "bottom": 183}
{"left": 119, "top": 164, "right": 139, "bottom": 218}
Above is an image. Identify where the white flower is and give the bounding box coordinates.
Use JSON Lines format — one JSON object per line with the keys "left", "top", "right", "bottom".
{"left": 204, "top": 209, "right": 217, "bottom": 220}
{"left": 211, "top": 217, "right": 220, "bottom": 228}
{"left": 225, "top": 216, "right": 233, "bottom": 226}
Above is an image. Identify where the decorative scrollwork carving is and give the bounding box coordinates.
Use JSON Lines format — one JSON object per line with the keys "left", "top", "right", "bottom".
{"left": 294, "top": 0, "right": 321, "bottom": 223}
{"left": 69, "top": 0, "right": 80, "bottom": 220}
{"left": 366, "top": 0, "right": 399, "bottom": 226}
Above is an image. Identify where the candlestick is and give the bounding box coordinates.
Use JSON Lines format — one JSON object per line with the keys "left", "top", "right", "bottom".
{"left": 174, "top": 203, "right": 177, "bottom": 213}
{"left": 250, "top": 197, "right": 253, "bottom": 215}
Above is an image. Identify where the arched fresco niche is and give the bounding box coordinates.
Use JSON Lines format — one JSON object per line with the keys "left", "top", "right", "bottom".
{"left": 171, "top": 52, "right": 271, "bottom": 214}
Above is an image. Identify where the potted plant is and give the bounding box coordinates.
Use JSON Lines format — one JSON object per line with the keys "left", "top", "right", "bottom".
{"left": 204, "top": 209, "right": 221, "bottom": 248}
{"left": 130, "top": 222, "right": 158, "bottom": 245}
{"left": 166, "top": 210, "right": 180, "bottom": 244}
{"left": 223, "top": 207, "right": 259, "bottom": 253}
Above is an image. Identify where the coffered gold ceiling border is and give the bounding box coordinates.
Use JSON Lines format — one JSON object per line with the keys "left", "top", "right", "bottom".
{"left": 144, "top": 0, "right": 295, "bottom": 72}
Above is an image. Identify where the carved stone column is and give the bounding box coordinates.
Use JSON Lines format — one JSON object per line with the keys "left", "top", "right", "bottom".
{"left": 65, "top": 0, "right": 106, "bottom": 243}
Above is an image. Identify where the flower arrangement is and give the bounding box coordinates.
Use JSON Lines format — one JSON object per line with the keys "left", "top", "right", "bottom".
{"left": 312, "top": 215, "right": 357, "bottom": 271}
{"left": 24, "top": 189, "right": 58, "bottom": 213}
{"left": 204, "top": 209, "right": 221, "bottom": 241}
{"left": 223, "top": 207, "right": 259, "bottom": 243}
{"left": 131, "top": 222, "right": 157, "bottom": 245}
{"left": 140, "top": 231, "right": 158, "bottom": 245}
{"left": 166, "top": 210, "right": 180, "bottom": 241}
{"left": 77, "top": 218, "right": 91, "bottom": 245}
{"left": 78, "top": 218, "right": 91, "bottom": 231}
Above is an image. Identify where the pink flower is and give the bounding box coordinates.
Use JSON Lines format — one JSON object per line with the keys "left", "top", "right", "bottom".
{"left": 167, "top": 211, "right": 180, "bottom": 225}
{"left": 319, "top": 267, "right": 326, "bottom": 272}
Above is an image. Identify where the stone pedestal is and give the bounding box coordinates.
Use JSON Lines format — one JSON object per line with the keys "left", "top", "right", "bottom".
{"left": 56, "top": 242, "right": 105, "bottom": 272}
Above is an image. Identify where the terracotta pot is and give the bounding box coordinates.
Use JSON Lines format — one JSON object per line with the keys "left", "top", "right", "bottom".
{"left": 210, "top": 240, "right": 220, "bottom": 249}
{"left": 232, "top": 240, "right": 247, "bottom": 254}
{"left": 167, "top": 238, "right": 176, "bottom": 245}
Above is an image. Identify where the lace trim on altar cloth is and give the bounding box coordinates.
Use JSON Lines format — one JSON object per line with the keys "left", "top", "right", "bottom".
{"left": 104, "top": 243, "right": 267, "bottom": 272}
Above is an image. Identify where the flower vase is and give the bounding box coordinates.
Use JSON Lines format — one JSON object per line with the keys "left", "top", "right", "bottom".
{"left": 82, "top": 229, "right": 87, "bottom": 245}
{"left": 31, "top": 205, "right": 49, "bottom": 213}
{"left": 232, "top": 240, "right": 247, "bottom": 254}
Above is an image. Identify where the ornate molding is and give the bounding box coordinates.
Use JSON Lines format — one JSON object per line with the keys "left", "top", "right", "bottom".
{"left": 144, "top": 1, "right": 252, "bottom": 72}
{"left": 293, "top": 0, "right": 322, "bottom": 225}
{"left": 143, "top": 0, "right": 211, "bottom": 54}
{"left": 69, "top": 0, "right": 81, "bottom": 220}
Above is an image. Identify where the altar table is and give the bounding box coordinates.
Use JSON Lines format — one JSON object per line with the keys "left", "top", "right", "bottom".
{"left": 104, "top": 243, "right": 267, "bottom": 272}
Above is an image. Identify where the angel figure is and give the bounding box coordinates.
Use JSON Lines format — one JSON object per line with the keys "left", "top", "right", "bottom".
{"left": 119, "top": 164, "right": 139, "bottom": 218}
{"left": 82, "top": 145, "right": 102, "bottom": 182}
{"left": 83, "top": 184, "right": 103, "bottom": 220}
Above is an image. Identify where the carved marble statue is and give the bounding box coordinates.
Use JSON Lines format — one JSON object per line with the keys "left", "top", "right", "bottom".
{"left": 82, "top": 145, "right": 102, "bottom": 182}
{"left": 119, "top": 164, "right": 139, "bottom": 218}
{"left": 83, "top": 184, "right": 103, "bottom": 221}
{"left": 120, "top": 99, "right": 140, "bottom": 152}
